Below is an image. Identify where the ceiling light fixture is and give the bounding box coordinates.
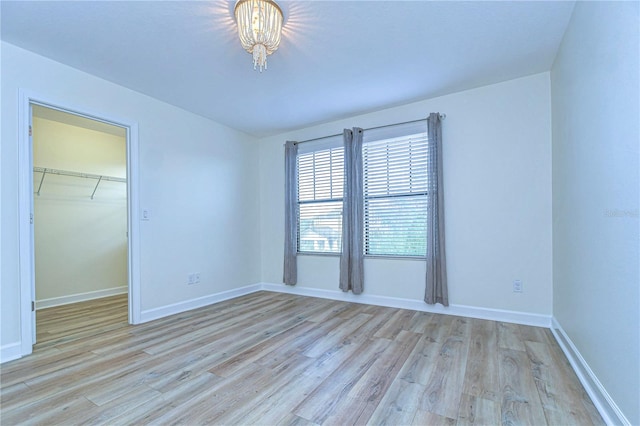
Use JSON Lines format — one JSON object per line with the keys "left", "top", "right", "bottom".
{"left": 234, "top": 0, "right": 283, "bottom": 72}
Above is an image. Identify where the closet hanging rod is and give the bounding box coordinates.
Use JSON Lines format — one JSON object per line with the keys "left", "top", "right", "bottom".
{"left": 34, "top": 167, "right": 126, "bottom": 198}
{"left": 33, "top": 167, "right": 126, "bottom": 183}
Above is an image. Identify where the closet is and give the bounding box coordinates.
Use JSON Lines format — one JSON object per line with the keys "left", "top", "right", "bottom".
{"left": 32, "top": 105, "right": 128, "bottom": 319}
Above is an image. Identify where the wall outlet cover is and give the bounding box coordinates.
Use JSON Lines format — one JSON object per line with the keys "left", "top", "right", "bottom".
{"left": 513, "top": 280, "right": 523, "bottom": 293}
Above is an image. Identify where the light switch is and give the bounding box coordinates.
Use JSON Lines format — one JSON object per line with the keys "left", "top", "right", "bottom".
{"left": 142, "top": 209, "right": 151, "bottom": 221}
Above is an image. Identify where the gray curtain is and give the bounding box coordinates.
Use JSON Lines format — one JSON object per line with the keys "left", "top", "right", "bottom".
{"left": 339, "top": 128, "right": 364, "bottom": 294}
{"left": 425, "top": 113, "right": 448, "bottom": 305}
{"left": 283, "top": 141, "right": 298, "bottom": 286}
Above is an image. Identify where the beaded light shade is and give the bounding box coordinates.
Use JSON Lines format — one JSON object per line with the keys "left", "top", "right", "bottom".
{"left": 234, "top": 0, "right": 283, "bottom": 72}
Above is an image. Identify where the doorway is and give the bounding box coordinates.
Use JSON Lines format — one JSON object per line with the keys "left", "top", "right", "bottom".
{"left": 18, "top": 91, "right": 141, "bottom": 356}
{"left": 32, "top": 105, "right": 129, "bottom": 346}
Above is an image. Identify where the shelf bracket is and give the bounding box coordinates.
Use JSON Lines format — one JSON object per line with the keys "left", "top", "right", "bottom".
{"left": 36, "top": 168, "right": 47, "bottom": 196}
{"left": 90, "top": 176, "right": 103, "bottom": 200}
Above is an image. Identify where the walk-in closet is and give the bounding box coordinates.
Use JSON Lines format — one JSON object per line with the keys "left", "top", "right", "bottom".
{"left": 32, "top": 105, "right": 129, "bottom": 345}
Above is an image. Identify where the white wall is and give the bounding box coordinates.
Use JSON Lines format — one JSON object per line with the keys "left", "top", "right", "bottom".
{"left": 1, "top": 41, "right": 261, "bottom": 353}
{"left": 33, "top": 116, "right": 127, "bottom": 303}
{"left": 259, "top": 73, "right": 553, "bottom": 317}
{"left": 551, "top": 2, "right": 639, "bottom": 424}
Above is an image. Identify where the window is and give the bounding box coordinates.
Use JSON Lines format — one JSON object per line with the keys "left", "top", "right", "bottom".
{"left": 295, "top": 122, "right": 428, "bottom": 258}
{"left": 363, "top": 124, "right": 428, "bottom": 257}
{"left": 297, "top": 140, "right": 344, "bottom": 254}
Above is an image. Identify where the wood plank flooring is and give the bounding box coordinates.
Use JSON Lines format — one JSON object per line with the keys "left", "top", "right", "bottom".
{"left": 0, "top": 292, "right": 603, "bottom": 425}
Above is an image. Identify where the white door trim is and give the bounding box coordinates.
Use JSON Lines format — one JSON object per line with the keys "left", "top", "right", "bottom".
{"left": 18, "top": 89, "right": 141, "bottom": 356}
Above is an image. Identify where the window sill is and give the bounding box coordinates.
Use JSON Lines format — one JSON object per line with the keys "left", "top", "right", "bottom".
{"left": 297, "top": 252, "right": 426, "bottom": 261}
{"left": 365, "top": 254, "right": 426, "bottom": 261}
{"left": 297, "top": 251, "right": 340, "bottom": 257}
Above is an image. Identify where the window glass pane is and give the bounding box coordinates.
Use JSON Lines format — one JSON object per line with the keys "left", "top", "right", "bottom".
{"left": 298, "top": 201, "right": 342, "bottom": 253}
{"left": 364, "top": 196, "right": 427, "bottom": 256}
{"left": 298, "top": 149, "right": 344, "bottom": 202}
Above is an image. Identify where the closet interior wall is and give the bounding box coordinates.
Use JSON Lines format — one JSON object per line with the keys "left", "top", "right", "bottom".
{"left": 33, "top": 110, "right": 128, "bottom": 308}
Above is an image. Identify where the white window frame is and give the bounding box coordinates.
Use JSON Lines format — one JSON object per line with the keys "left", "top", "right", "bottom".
{"left": 362, "top": 120, "right": 429, "bottom": 259}
{"left": 296, "top": 135, "right": 344, "bottom": 255}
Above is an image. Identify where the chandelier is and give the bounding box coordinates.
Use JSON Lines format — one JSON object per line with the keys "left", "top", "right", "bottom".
{"left": 234, "top": 0, "right": 283, "bottom": 72}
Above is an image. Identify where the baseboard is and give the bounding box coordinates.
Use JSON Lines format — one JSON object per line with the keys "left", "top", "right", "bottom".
{"left": 139, "top": 283, "right": 263, "bottom": 323}
{"left": 551, "top": 317, "right": 630, "bottom": 426}
{"left": 135, "top": 281, "right": 550, "bottom": 327}
{"left": 259, "top": 282, "right": 551, "bottom": 327}
{"left": 1, "top": 342, "right": 22, "bottom": 363}
{"left": 36, "top": 286, "right": 128, "bottom": 310}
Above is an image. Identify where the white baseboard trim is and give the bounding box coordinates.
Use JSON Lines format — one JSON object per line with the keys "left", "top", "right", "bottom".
{"left": 1, "top": 342, "right": 22, "bottom": 363}
{"left": 36, "top": 286, "right": 128, "bottom": 310}
{"left": 135, "top": 281, "right": 550, "bottom": 328}
{"left": 551, "top": 317, "right": 629, "bottom": 426}
{"left": 139, "top": 283, "right": 263, "bottom": 323}
{"left": 259, "top": 282, "right": 551, "bottom": 327}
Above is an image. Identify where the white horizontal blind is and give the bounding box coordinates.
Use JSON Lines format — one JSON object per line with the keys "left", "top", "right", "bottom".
{"left": 297, "top": 147, "right": 344, "bottom": 253}
{"left": 363, "top": 127, "right": 428, "bottom": 257}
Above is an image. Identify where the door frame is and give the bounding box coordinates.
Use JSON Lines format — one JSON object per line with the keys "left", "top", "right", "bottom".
{"left": 18, "top": 89, "right": 141, "bottom": 356}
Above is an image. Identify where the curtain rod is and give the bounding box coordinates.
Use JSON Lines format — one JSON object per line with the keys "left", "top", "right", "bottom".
{"left": 291, "top": 114, "right": 446, "bottom": 146}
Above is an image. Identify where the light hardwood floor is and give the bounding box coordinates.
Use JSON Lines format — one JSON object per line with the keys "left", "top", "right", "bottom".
{"left": 1, "top": 291, "right": 603, "bottom": 425}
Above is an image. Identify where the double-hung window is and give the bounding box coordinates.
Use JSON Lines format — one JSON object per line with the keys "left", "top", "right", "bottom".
{"left": 295, "top": 122, "right": 428, "bottom": 258}
{"left": 297, "top": 135, "right": 344, "bottom": 254}
{"left": 363, "top": 122, "right": 428, "bottom": 257}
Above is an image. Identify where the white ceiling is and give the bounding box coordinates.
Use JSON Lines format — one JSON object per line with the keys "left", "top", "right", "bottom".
{"left": 1, "top": 1, "right": 575, "bottom": 137}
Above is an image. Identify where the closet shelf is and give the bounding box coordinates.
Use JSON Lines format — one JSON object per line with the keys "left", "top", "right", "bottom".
{"left": 34, "top": 167, "right": 126, "bottom": 199}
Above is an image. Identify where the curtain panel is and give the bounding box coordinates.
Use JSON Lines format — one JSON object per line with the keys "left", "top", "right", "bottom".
{"left": 339, "top": 128, "right": 364, "bottom": 294}
{"left": 283, "top": 141, "right": 298, "bottom": 286}
{"left": 425, "top": 113, "right": 449, "bottom": 305}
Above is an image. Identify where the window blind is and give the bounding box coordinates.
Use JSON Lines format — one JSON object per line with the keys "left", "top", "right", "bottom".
{"left": 363, "top": 125, "right": 428, "bottom": 257}
{"left": 297, "top": 146, "right": 344, "bottom": 254}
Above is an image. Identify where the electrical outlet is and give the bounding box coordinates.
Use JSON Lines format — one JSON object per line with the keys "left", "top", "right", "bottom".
{"left": 513, "top": 279, "right": 523, "bottom": 293}
{"left": 194, "top": 273, "right": 201, "bottom": 283}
